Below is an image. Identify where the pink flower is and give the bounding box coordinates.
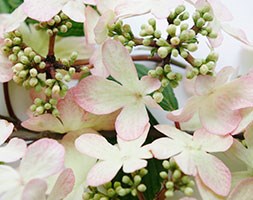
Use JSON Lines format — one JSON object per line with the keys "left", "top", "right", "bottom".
{"left": 22, "top": 0, "right": 96, "bottom": 22}
{"left": 168, "top": 67, "right": 253, "bottom": 135}
{"left": 0, "top": 138, "right": 66, "bottom": 199}
{"left": 75, "top": 124, "right": 152, "bottom": 186}
{"left": 22, "top": 89, "right": 118, "bottom": 133}
{"left": 0, "top": 120, "right": 26, "bottom": 163}
{"left": 150, "top": 125, "right": 233, "bottom": 196}
{"left": 74, "top": 40, "right": 161, "bottom": 140}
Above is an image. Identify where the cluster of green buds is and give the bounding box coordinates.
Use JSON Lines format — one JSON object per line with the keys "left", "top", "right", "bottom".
{"left": 167, "top": 5, "right": 190, "bottom": 25}
{"left": 35, "top": 12, "right": 73, "bottom": 35}
{"left": 83, "top": 168, "right": 148, "bottom": 200}
{"left": 149, "top": 64, "right": 182, "bottom": 102}
{"left": 159, "top": 160, "right": 195, "bottom": 198}
{"left": 30, "top": 98, "right": 59, "bottom": 116}
{"left": 192, "top": 6, "right": 217, "bottom": 38}
{"left": 186, "top": 51, "right": 218, "bottom": 79}
{"left": 140, "top": 18, "right": 162, "bottom": 44}
{"left": 108, "top": 20, "right": 135, "bottom": 51}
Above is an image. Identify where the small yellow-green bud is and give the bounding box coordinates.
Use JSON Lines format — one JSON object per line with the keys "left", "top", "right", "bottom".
{"left": 70, "top": 52, "right": 78, "bottom": 61}
{"left": 117, "top": 35, "right": 126, "bottom": 43}
{"left": 49, "top": 98, "right": 57, "bottom": 105}
{"left": 117, "top": 188, "right": 127, "bottom": 196}
{"left": 45, "top": 79, "right": 55, "bottom": 86}
{"left": 161, "top": 78, "right": 169, "bottom": 87}
{"left": 180, "top": 12, "right": 190, "bottom": 20}
{"left": 154, "top": 30, "right": 161, "bottom": 38}
{"left": 200, "top": 64, "right": 209, "bottom": 75}
{"left": 14, "top": 63, "right": 24, "bottom": 71}
{"left": 66, "top": 21, "right": 72, "bottom": 29}
{"left": 44, "top": 103, "right": 52, "bottom": 110}
{"left": 29, "top": 77, "right": 38, "bottom": 87}
{"left": 35, "top": 84, "right": 42, "bottom": 92}
{"left": 156, "top": 38, "right": 169, "bottom": 46}
{"left": 148, "top": 69, "right": 157, "bottom": 78}
{"left": 207, "top": 51, "right": 219, "bottom": 62}
{"left": 60, "top": 25, "right": 68, "bottom": 33}
{"left": 8, "top": 54, "right": 17, "bottom": 62}
{"left": 34, "top": 55, "right": 41, "bottom": 63}
{"left": 35, "top": 106, "right": 44, "bottom": 115}
{"left": 142, "top": 38, "right": 151, "bottom": 46}
{"left": 180, "top": 23, "right": 189, "bottom": 31}
{"left": 13, "top": 75, "right": 22, "bottom": 83}
{"left": 192, "top": 11, "right": 201, "bottom": 22}
{"left": 131, "top": 189, "right": 137, "bottom": 196}
{"left": 165, "top": 190, "right": 174, "bottom": 197}
{"left": 13, "top": 37, "right": 22, "bottom": 45}
{"left": 170, "top": 37, "right": 180, "bottom": 46}
{"left": 201, "top": 5, "right": 211, "bottom": 13}
{"left": 30, "top": 104, "right": 37, "bottom": 112}
{"left": 187, "top": 43, "right": 198, "bottom": 52}
{"left": 196, "top": 18, "right": 205, "bottom": 28}
{"left": 173, "top": 18, "right": 181, "bottom": 26}
{"left": 12, "top": 46, "right": 21, "bottom": 54}
{"left": 203, "top": 12, "right": 213, "bottom": 21}
{"left": 175, "top": 5, "right": 185, "bottom": 14}
{"left": 47, "top": 19, "right": 55, "bottom": 26}
{"left": 29, "top": 68, "right": 38, "bottom": 77}
{"left": 53, "top": 28, "right": 59, "bottom": 34}
{"left": 52, "top": 109, "right": 60, "bottom": 116}
{"left": 180, "top": 50, "right": 188, "bottom": 58}
{"left": 208, "top": 31, "right": 218, "bottom": 38}
{"left": 193, "top": 59, "right": 203, "bottom": 67}
{"left": 133, "top": 175, "right": 142, "bottom": 185}
{"left": 81, "top": 66, "right": 89, "bottom": 73}
{"left": 107, "top": 188, "right": 116, "bottom": 197}
{"left": 46, "top": 29, "right": 54, "bottom": 36}
{"left": 82, "top": 192, "right": 90, "bottom": 200}
{"left": 122, "top": 176, "right": 132, "bottom": 185}
{"left": 139, "top": 168, "right": 148, "bottom": 176}
{"left": 19, "top": 70, "right": 29, "bottom": 78}
{"left": 64, "top": 74, "right": 71, "bottom": 82}
{"left": 153, "top": 92, "right": 164, "bottom": 103}
{"left": 188, "top": 180, "right": 195, "bottom": 187}
{"left": 157, "top": 47, "right": 169, "bottom": 59}
{"left": 166, "top": 181, "right": 174, "bottom": 189}
{"left": 45, "top": 87, "right": 52, "bottom": 96}
{"left": 54, "top": 15, "right": 61, "bottom": 23}
{"left": 52, "top": 84, "right": 60, "bottom": 94}
{"left": 200, "top": 29, "right": 208, "bottom": 36}
{"left": 184, "top": 187, "right": 194, "bottom": 196}
{"left": 186, "top": 71, "right": 195, "bottom": 79}
{"left": 62, "top": 58, "right": 69, "bottom": 66}
{"left": 172, "top": 169, "right": 182, "bottom": 180}
{"left": 69, "top": 67, "right": 76, "bottom": 75}
{"left": 166, "top": 24, "right": 177, "bottom": 36}
{"left": 167, "top": 72, "right": 176, "bottom": 80}
{"left": 24, "top": 47, "right": 32, "bottom": 56}
{"left": 148, "top": 18, "right": 156, "bottom": 27}
{"left": 182, "top": 176, "right": 190, "bottom": 184}
{"left": 4, "top": 38, "right": 13, "bottom": 47}
{"left": 37, "top": 73, "right": 46, "bottom": 82}
{"left": 128, "top": 41, "right": 135, "bottom": 47}
{"left": 160, "top": 171, "right": 168, "bottom": 179}
{"left": 39, "top": 62, "right": 46, "bottom": 69}
{"left": 113, "top": 181, "right": 121, "bottom": 188}
{"left": 155, "top": 66, "right": 164, "bottom": 75}
{"left": 162, "top": 160, "right": 170, "bottom": 169}
{"left": 60, "top": 12, "right": 68, "bottom": 20}
{"left": 20, "top": 56, "right": 30, "bottom": 65}
{"left": 145, "top": 25, "right": 154, "bottom": 35}
{"left": 137, "top": 184, "right": 147, "bottom": 192}
{"left": 206, "top": 61, "right": 215, "bottom": 70}
{"left": 29, "top": 51, "right": 36, "bottom": 59}
{"left": 55, "top": 72, "right": 63, "bottom": 80}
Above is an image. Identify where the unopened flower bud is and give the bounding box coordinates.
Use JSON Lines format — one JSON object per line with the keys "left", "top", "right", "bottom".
{"left": 133, "top": 175, "right": 142, "bottom": 185}
{"left": 54, "top": 15, "right": 61, "bottom": 23}
{"left": 44, "top": 103, "right": 52, "bottom": 110}
{"left": 39, "top": 62, "right": 46, "bottom": 69}
{"left": 49, "top": 98, "right": 57, "bottom": 105}
{"left": 170, "top": 37, "right": 180, "bottom": 46}
{"left": 187, "top": 43, "right": 198, "bottom": 52}
{"left": 60, "top": 25, "right": 68, "bottom": 33}
{"left": 175, "top": 5, "right": 185, "bottom": 14}
{"left": 203, "top": 13, "right": 213, "bottom": 21}
{"left": 172, "top": 49, "right": 179, "bottom": 57}
{"left": 45, "top": 87, "right": 52, "bottom": 96}
{"left": 35, "top": 106, "right": 44, "bottom": 115}
{"left": 12, "top": 46, "right": 21, "bottom": 54}
{"left": 47, "top": 19, "right": 55, "bottom": 26}
{"left": 69, "top": 67, "right": 76, "bottom": 75}
{"left": 20, "top": 56, "right": 30, "bottom": 65}
{"left": 29, "top": 68, "right": 38, "bottom": 77}
{"left": 167, "top": 24, "right": 177, "bottom": 36}
{"left": 196, "top": 18, "right": 205, "bottom": 28}
{"left": 154, "top": 30, "right": 161, "bottom": 38}
{"left": 137, "top": 184, "right": 147, "bottom": 192}
{"left": 13, "top": 37, "right": 22, "bottom": 45}
{"left": 166, "top": 181, "right": 174, "bottom": 189}
{"left": 153, "top": 92, "right": 164, "bottom": 103}
{"left": 46, "top": 29, "right": 54, "bottom": 36}
{"left": 8, "top": 54, "right": 17, "bottom": 62}
{"left": 165, "top": 190, "right": 174, "bottom": 197}
{"left": 55, "top": 72, "right": 63, "bottom": 80}
{"left": 184, "top": 187, "right": 194, "bottom": 196}
{"left": 208, "top": 31, "right": 218, "bottom": 38}
{"left": 172, "top": 169, "right": 182, "bottom": 180}
{"left": 14, "top": 63, "right": 24, "bottom": 71}
{"left": 207, "top": 51, "right": 219, "bottom": 62}
{"left": 4, "top": 38, "right": 13, "bottom": 47}
{"left": 29, "top": 77, "right": 38, "bottom": 87}
{"left": 34, "top": 55, "right": 41, "bottom": 63}
{"left": 52, "top": 84, "right": 60, "bottom": 94}
{"left": 173, "top": 18, "right": 181, "bottom": 26}
{"left": 157, "top": 47, "right": 169, "bottom": 58}
{"left": 200, "top": 64, "right": 209, "bottom": 75}
{"left": 66, "top": 22, "right": 72, "bottom": 29}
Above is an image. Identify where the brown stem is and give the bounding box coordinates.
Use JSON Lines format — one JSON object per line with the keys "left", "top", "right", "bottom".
{"left": 137, "top": 191, "right": 146, "bottom": 200}
{"left": 133, "top": 38, "right": 157, "bottom": 47}
{"left": 48, "top": 34, "right": 56, "bottom": 56}
{"left": 3, "top": 82, "right": 20, "bottom": 122}
{"left": 185, "top": 53, "right": 195, "bottom": 66}
{"left": 155, "top": 184, "right": 166, "bottom": 200}
{"left": 174, "top": 121, "right": 181, "bottom": 130}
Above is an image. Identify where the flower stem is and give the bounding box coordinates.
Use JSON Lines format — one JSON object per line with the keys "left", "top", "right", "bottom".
{"left": 48, "top": 33, "right": 56, "bottom": 56}
{"left": 174, "top": 121, "right": 181, "bottom": 130}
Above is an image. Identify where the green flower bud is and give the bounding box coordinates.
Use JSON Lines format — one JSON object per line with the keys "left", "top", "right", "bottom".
{"left": 193, "top": 59, "right": 203, "bottom": 67}
{"left": 188, "top": 30, "right": 196, "bottom": 39}
{"left": 60, "top": 12, "right": 68, "bottom": 20}
{"left": 45, "top": 87, "right": 52, "bottom": 96}
{"left": 137, "top": 184, "right": 147, "bottom": 192}
{"left": 44, "top": 103, "right": 52, "bottom": 110}
{"left": 52, "top": 108, "right": 60, "bottom": 116}
{"left": 148, "top": 69, "right": 157, "bottom": 78}
{"left": 19, "top": 70, "right": 28, "bottom": 78}
{"left": 69, "top": 67, "right": 76, "bottom": 75}
{"left": 81, "top": 66, "right": 89, "bottom": 73}
{"left": 39, "top": 62, "right": 46, "bottom": 69}
{"left": 166, "top": 181, "right": 174, "bottom": 189}
{"left": 37, "top": 73, "right": 46, "bottom": 82}
{"left": 187, "top": 43, "right": 198, "bottom": 52}
{"left": 117, "top": 188, "right": 128, "bottom": 196}
{"left": 123, "top": 24, "right": 131, "bottom": 33}
{"left": 196, "top": 18, "right": 205, "bottom": 28}
{"left": 52, "top": 28, "right": 59, "bottom": 34}
{"left": 208, "top": 31, "right": 218, "bottom": 38}
{"left": 167, "top": 72, "right": 176, "bottom": 80}
{"left": 117, "top": 35, "right": 126, "bottom": 43}
{"left": 165, "top": 190, "right": 174, "bottom": 197}
{"left": 164, "top": 64, "right": 171, "bottom": 73}
{"left": 47, "top": 19, "right": 55, "bottom": 26}
{"left": 186, "top": 71, "right": 195, "bottom": 79}
{"left": 148, "top": 18, "right": 156, "bottom": 27}
{"left": 139, "top": 30, "right": 146, "bottom": 37}
{"left": 207, "top": 51, "right": 219, "bottom": 62}
{"left": 36, "top": 106, "right": 44, "bottom": 115}
{"left": 62, "top": 58, "right": 69, "bottom": 66}
{"left": 13, "top": 37, "right": 22, "bottom": 45}
{"left": 54, "top": 15, "right": 61, "bottom": 23}
{"left": 166, "top": 24, "right": 177, "bottom": 36}
{"left": 180, "top": 12, "right": 190, "bottom": 20}
{"left": 175, "top": 5, "right": 185, "bottom": 14}
{"left": 155, "top": 66, "right": 164, "bottom": 75}
{"left": 8, "top": 54, "right": 17, "bottom": 62}
{"left": 107, "top": 188, "right": 116, "bottom": 197}
{"left": 29, "top": 77, "right": 38, "bottom": 87}
{"left": 156, "top": 38, "right": 169, "bottom": 47}
{"left": 24, "top": 47, "right": 33, "bottom": 56}
{"left": 4, "top": 38, "right": 13, "bottom": 47}
{"left": 161, "top": 78, "right": 169, "bottom": 87}
{"left": 201, "top": 5, "right": 211, "bottom": 13}
{"left": 172, "top": 49, "right": 179, "bottom": 57}
{"left": 182, "top": 176, "right": 190, "bottom": 184}
{"left": 184, "top": 187, "right": 194, "bottom": 196}
{"left": 131, "top": 189, "right": 137, "bottom": 196}
{"left": 162, "top": 160, "right": 170, "bottom": 169}
{"left": 173, "top": 18, "right": 181, "bottom": 26}
{"left": 180, "top": 23, "right": 189, "bottom": 31}
{"left": 192, "top": 68, "right": 199, "bottom": 75}
{"left": 55, "top": 72, "right": 63, "bottom": 80}
{"left": 145, "top": 25, "right": 154, "bottom": 35}
{"left": 49, "top": 98, "right": 57, "bottom": 105}
{"left": 20, "top": 56, "right": 30, "bottom": 65}
{"left": 52, "top": 84, "right": 60, "bottom": 94}
{"left": 60, "top": 25, "right": 68, "bottom": 33}
{"left": 154, "top": 30, "right": 161, "bottom": 38}
{"left": 14, "top": 30, "right": 22, "bottom": 37}
{"left": 29, "top": 68, "right": 38, "bottom": 77}
{"left": 45, "top": 79, "right": 55, "bottom": 86}
{"left": 12, "top": 46, "right": 21, "bottom": 54}
{"left": 203, "top": 12, "right": 213, "bottom": 21}
{"left": 34, "top": 55, "right": 41, "bottom": 63}
{"left": 157, "top": 47, "right": 169, "bottom": 59}
{"left": 133, "top": 175, "right": 142, "bottom": 185}
{"left": 200, "top": 64, "right": 209, "bottom": 75}
{"left": 170, "top": 37, "right": 180, "bottom": 46}
{"left": 82, "top": 193, "right": 90, "bottom": 200}
{"left": 13, "top": 63, "right": 24, "bottom": 71}
{"left": 66, "top": 22, "right": 72, "bottom": 29}
{"left": 46, "top": 29, "right": 54, "bottom": 36}
{"left": 180, "top": 50, "right": 188, "bottom": 58}
{"left": 206, "top": 61, "right": 215, "bottom": 70}
{"left": 35, "top": 84, "right": 42, "bottom": 92}
{"left": 34, "top": 98, "right": 42, "bottom": 106}
{"left": 113, "top": 181, "right": 121, "bottom": 188}
{"left": 13, "top": 75, "right": 22, "bottom": 84}
{"left": 122, "top": 176, "right": 132, "bottom": 185}
{"left": 172, "top": 169, "right": 182, "bottom": 180}
{"left": 188, "top": 180, "right": 195, "bottom": 187}
{"left": 30, "top": 104, "right": 37, "bottom": 112}
{"left": 153, "top": 92, "right": 164, "bottom": 103}
{"left": 139, "top": 168, "right": 148, "bottom": 176}
{"left": 159, "top": 171, "right": 168, "bottom": 179}
{"left": 29, "top": 51, "right": 36, "bottom": 59}
{"left": 64, "top": 74, "right": 71, "bottom": 82}
{"left": 128, "top": 41, "right": 135, "bottom": 47}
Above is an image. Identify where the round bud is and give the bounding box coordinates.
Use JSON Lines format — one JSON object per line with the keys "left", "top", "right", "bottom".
{"left": 166, "top": 24, "right": 177, "bottom": 36}
{"left": 148, "top": 69, "right": 157, "bottom": 78}
{"left": 161, "top": 78, "right": 169, "bottom": 87}
{"left": 34, "top": 98, "right": 43, "bottom": 106}
{"left": 39, "top": 62, "right": 46, "bottom": 69}
{"left": 165, "top": 181, "right": 174, "bottom": 189}
{"left": 137, "top": 184, "right": 147, "bottom": 192}
{"left": 19, "top": 70, "right": 28, "bottom": 78}
{"left": 162, "top": 160, "right": 170, "bottom": 169}
{"left": 8, "top": 54, "right": 17, "bottom": 62}
{"left": 49, "top": 98, "right": 57, "bottom": 105}
{"left": 207, "top": 51, "right": 219, "bottom": 62}
{"left": 12, "top": 46, "right": 21, "bottom": 54}
{"left": 52, "top": 109, "right": 60, "bottom": 117}
{"left": 30, "top": 104, "right": 37, "bottom": 112}
{"left": 172, "top": 169, "right": 182, "bottom": 180}
{"left": 139, "top": 168, "right": 148, "bottom": 176}
{"left": 175, "top": 5, "right": 185, "bottom": 14}
{"left": 157, "top": 47, "right": 169, "bottom": 59}
{"left": 200, "top": 64, "right": 209, "bottom": 75}
{"left": 133, "top": 175, "right": 142, "bottom": 185}
{"left": 165, "top": 190, "right": 174, "bottom": 197}
{"left": 36, "top": 106, "right": 44, "bottom": 115}
{"left": 64, "top": 74, "right": 71, "bottom": 82}
{"left": 154, "top": 30, "right": 161, "bottom": 38}
{"left": 60, "top": 25, "right": 68, "bottom": 33}
{"left": 173, "top": 18, "right": 181, "bottom": 26}
{"left": 55, "top": 72, "right": 63, "bottom": 80}
{"left": 29, "top": 77, "right": 38, "bottom": 87}
{"left": 62, "top": 58, "right": 69, "bottom": 66}
{"left": 46, "top": 29, "right": 54, "bottom": 36}
{"left": 180, "top": 23, "right": 189, "bottom": 31}
{"left": 45, "top": 87, "right": 52, "bottom": 96}
{"left": 29, "top": 52, "right": 36, "bottom": 59}
{"left": 180, "top": 50, "right": 188, "bottom": 58}
{"left": 34, "top": 55, "right": 41, "bottom": 63}
{"left": 172, "top": 49, "right": 179, "bottom": 57}
{"left": 203, "top": 13, "right": 213, "bottom": 21}
{"left": 148, "top": 18, "right": 156, "bottom": 26}
{"left": 196, "top": 18, "right": 205, "bottom": 28}
{"left": 153, "top": 92, "right": 164, "bottom": 103}
{"left": 54, "top": 15, "right": 61, "bottom": 23}
{"left": 44, "top": 103, "right": 52, "bottom": 110}
{"left": 122, "top": 176, "right": 132, "bottom": 185}
{"left": 24, "top": 47, "right": 33, "bottom": 56}
{"left": 13, "top": 37, "right": 22, "bottom": 45}
{"left": 14, "top": 63, "right": 24, "bottom": 71}
{"left": 107, "top": 188, "right": 116, "bottom": 197}
{"left": 66, "top": 22, "right": 72, "bottom": 29}
{"left": 69, "top": 67, "right": 76, "bottom": 75}
{"left": 184, "top": 187, "right": 194, "bottom": 196}
{"left": 4, "top": 38, "right": 13, "bottom": 47}
{"left": 145, "top": 25, "right": 154, "bottom": 35}
{"left": 20, "top": 56, "right": 30, "bottom": 65}
{"left": 47, "top": 19, "right": 55, "bottom": 26}
{"left": 60, "top": 12, "right": 68, "bottom": 20}
{"left": 187, "top": 43, "right": 198, "bottom": 52}
{"left": 29, "top": 68, "right": 38, "bottom": 77}
{"left": 155, "top": 66, "right": 164, "bottom": 75}
{"left": 208, "top": 31, "right": 218, "bottom": 38}
{"left": 52, "top": 84, "right": 60, "bottom": 94}
{"left": 159, "top": 171, "right": 168, "bottom": 179}
{"left": 170, "top": 37, "right": 180, "bottom": 46}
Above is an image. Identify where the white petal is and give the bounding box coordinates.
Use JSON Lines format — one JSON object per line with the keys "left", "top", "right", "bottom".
{"left": 123, "top": 159, "right": 147, "bottom": 173}
{"left": 0, "top": 120, "right": 14, "bottom": 145}
{"left": 62, "top": 0, "right": 85, "bottom": 22}
{"left": 22, "top": 179, "right": 47, "bottom": 200}
{"left": 228, "top": 178, "right": 253, "bottom": 200}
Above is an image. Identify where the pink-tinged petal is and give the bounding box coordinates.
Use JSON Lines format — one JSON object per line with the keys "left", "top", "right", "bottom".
{"left": 194, "top": 75, "right": 216, "bottom": 95}
{"left": 222, "top": 23, "right": 253, "bottom": 46}
{"left": 21, "top": 114, "right": 65, "bottom": 133}
{"left": 22, "top": 179, "right": 47, "bottom": 200}
{"left": 207, "top": 0, "right": 233, "bottom": 21}
{"left": 140, "top": 76, "right": 161, "bottom": 94}
{"left": 0, "top": 138, "right": 27, "bottom": 163}
{"left": 1, "top": 187, "right": 23, "bottom": 200}
{"left": 199, "top": 95, "right": 241, "bottom": 135}
{"left": 143, "top": 96, "right": 162, "bottom": 109}
{"left": 167, "top": 96, "right": 202, "bottom": 122}
{"left": 151, "top": 0, "right": 184, "bottom": 19}
{"left": 0, "top": 120, "right": 14, "bottom": 145}
{"left": 62, "top": 0, "right": 85, "bottom": 22}
{"left": 195, "top": 175, "right": 224, "bottom": 200}
{"left": 174, "top": 151, "right": 197, "bottom": 176}
{"left": 150, "top": 137, "right": 184, "bottom": 159}
{"left": 123, "top": 159, "right": 147, "bottom": 173}
{"left": 228, "top": 139, "right": 253, "bottom": 167}
{"left": 0, "top": 52, "right": 13, "bottom": 83}
{"left": 0, "top": 165, "right": 21, "bottom": 195}
{"left": 214, "top": 66, "right": 236, "bottom": 87}
{"left": 117, "top": 124, "right": 149, "bottom": 149}
{"left": 193, "top": 129, "right": 233, "bottom": 153}
{"left": 47, "top": 169, "right": 75, "bottom": 200}
{"left": 86, "top": 160, "right": 122, "bottom": 186}
{"left": 23, "top": 0, "right": 63, "bottom": 21}
{"left": 20, "top": 139, "right": 65, "bottom": 182}
{"left": 154, "top": 125, "right": 192, "bottom": 143}
{"left": 115, "top": 103, "right": 149, "bottom": 140}
{"left": 90, "top": 46, "right": 110, "bottom": 77}
{"left": 228, "top": 178, "right": 253, "bottom": 200}
{"left": 232, "top": 108, "right": 253, "bottom": 135}
{"left": 102, "top": 40, "right": 139, "bottom": 88}
{"left": 84, "top": 6, "right": 100, "bottom": 44}
{"left": 208, "top": 28, "right": 224, "bottom": 48}
{"left": 4, "top": 4, "right": 27, "bottom": 32}
{"left": 94, "top": 10, "right": 115, "bottom": 44}
{"left": 96, "top": 0, "right": 118, "bottom": 14}
{"left": 74, "top": 76, "right": 132, "bottom": 114}
{"left": 196, "top": 152, "right": 231, "bottom": 196}
{"left": 75, "top": 133, "right": 120, "bottom": 160}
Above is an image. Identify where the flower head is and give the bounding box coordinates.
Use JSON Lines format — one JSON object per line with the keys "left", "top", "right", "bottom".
{"left": 75, "top": 124, "right": 152, "bottom": 186}
{"left": 74, "top": 40, "right": 161, "bottom": 140}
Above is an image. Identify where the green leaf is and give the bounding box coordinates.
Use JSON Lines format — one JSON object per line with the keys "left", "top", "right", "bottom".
{"left": 143, "top": 159, "right": 163, "bottom": 200}
{"left": 57, "top": 21, "right": 84, "bottom": 37}
{"left": 135, "top": 63, "right": 149, "bottom": 78}
{"left": 159, "top": 84, "right": 178, "bottom": 111}
{"left": 0, "top": 0, "right": 23, "bottom": 13}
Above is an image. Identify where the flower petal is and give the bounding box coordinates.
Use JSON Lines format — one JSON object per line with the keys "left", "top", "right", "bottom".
{"left": 244, "top": 123, "right": 253, "bottom": 149}
{"left": 196, "top": 152, "right": 231, "bottom": 196}
{"left": 23, "top": 0, "right": 63, "bottom": 21}
{"left": 228, "top": 178, "right": 253, "bottom": 200}
{"left": 19, "top": 139, "right": 65, "bottom": 182}
{"left": 75, "top": 133, "right": 120, "bottom": 160}
{"left": 102, "top": 40, "right": 139, "bottom": 88}
{"left": 0, "top": 120, "right": 14, "bottom": 145}
{"left": 123, "top": 159, "right": 148, "bottom": 173}
{"left": 62, "top": 0, "right": 85, "bottom": 22}
{"left": 207, "top": 0, "right": 233, "bottom": 21}
{"left": 193, "top": 129, "right": 233, "bottom": 153}
{"left": 47, "top": 169, "right": 75, "bottom": 200}
{"left": 0, "top": 138, "right": 27, "bottom": 163}
{"left": 115, "top": 103, "right": 149, "bottom": 140}
{"left": 140, "top": 76, "right": 161, "bottom": 94}
{"left": 174, "top": 151, "right": 197, "bottom": 176}
{"left": 150, "top": 137, "right": 184, "bottom": 159}
{"left": 74, "top": 76, "right": 132, "bottom": 114}
{"left": 0, "top": 52, "right": 13, "bottom": 83}
{"left": 22, "top": 179, "right": 47, "bottom": 200}
{"left": 0, "top": 165, "right": 20, "bottom": 195}
{"left": 86, "top": 160, "right": 122, "bottom": 186}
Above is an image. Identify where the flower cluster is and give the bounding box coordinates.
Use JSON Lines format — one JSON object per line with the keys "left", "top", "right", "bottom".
{"left": 0, "top": 0, "right": 253, "bottom": 200}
